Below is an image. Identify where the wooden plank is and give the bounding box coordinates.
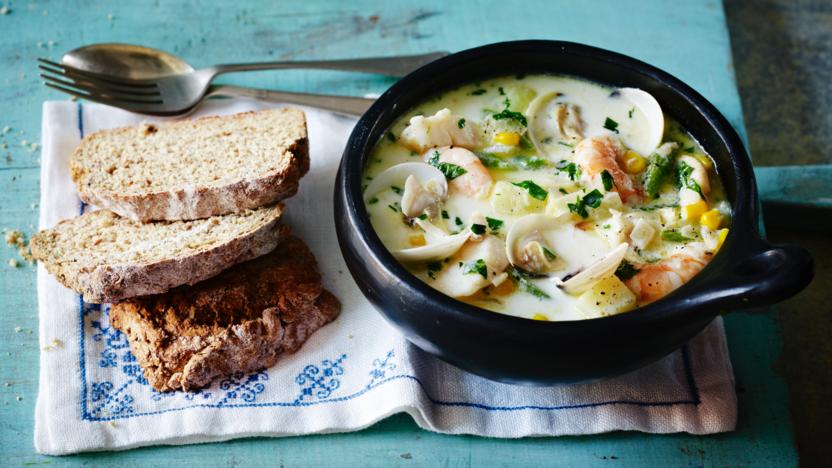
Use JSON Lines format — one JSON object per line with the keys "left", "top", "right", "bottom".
{"left": 0, "top": 0, "right": 798, "bottom": 465}
{"left": 755, "top": 165, "right": 832, "bottom": 232}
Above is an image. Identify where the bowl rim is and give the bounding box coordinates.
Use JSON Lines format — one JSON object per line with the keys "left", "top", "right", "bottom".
{"left": 338, "top": 39, "right": 759, "bottom": 334}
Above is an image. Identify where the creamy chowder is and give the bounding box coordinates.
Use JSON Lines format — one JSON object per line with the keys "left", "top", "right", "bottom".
{"left": 363, "top": 74, "right": 730, "bottom": 321}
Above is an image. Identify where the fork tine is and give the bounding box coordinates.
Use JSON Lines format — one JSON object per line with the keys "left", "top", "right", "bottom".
{"left": 44, "top": 82, "right": 122, "bottom": 106}
{"left": 43, "top": 82, "right": 171, "bottom": 115}
{"left": 39, "top": 66, "right": 162, "bottom": 97}
{"left": 41, "top": 73, "right": 163, "bottom": 103}
{"left": 37, "top": 58, "right": 159, "bottom": 88}
{"left": 42, "top": 76, "right": 163, "bottom": 104}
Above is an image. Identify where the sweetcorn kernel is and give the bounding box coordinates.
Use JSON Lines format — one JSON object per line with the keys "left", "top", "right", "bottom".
{"left": 716, "top": 228, "right": 729, "bottom": 251}
{"left": 700, "top": 209, "right": 723, "bottom": 230}
{"left": 531, "top": 313, "right": 549, "bottom": 321}
{"left": 623, "top": 150, "right": 646, "bottom": 174}
{"left": 409, "top": 234, "right": 426, "bottom": 247}
{"left": 493, "top": 131, "right": 521, "bottom": 146}
{"left": 682, "top": 200, "right": 708, "bottom": 221}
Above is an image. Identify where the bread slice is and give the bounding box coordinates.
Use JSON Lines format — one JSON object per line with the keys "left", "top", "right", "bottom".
{"left": 70, "top": 108, "right": 309, "bottom": 222}
{"left": 110, "top": 235, "right": 340, "bottom": 392}
{"left": 31, "top": 205, "right": 287, "bottom": 303}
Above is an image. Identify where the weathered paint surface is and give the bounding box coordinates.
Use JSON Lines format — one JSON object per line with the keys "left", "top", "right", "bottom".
{"left": 0, "top": 0, "right": 800, "bottom": 465}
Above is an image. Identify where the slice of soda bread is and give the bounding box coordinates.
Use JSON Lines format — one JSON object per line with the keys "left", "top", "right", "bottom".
{"left": 110, "top": 235, "right": 340, "bottom": 392}
{"left": 31, "top": 204, "right": 287, "bottom": 303}
{"left": 70, "top": 108, "right": 309, "bottom": 222}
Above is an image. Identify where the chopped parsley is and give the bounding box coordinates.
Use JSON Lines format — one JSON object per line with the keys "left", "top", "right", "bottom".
{"left": 390, "top": 185, "right": 402, "bottom": 195}
{"left": 557, "top": 140, "right": 575, "bottom": 148}
{"left": 485, "top": 217, "right": 504, "bottom": 232}
{"left": 470, "top": 89, "right": 487, "bottom": 96}
{"left": 603, "top": 117, "right": 619, "bottom": 133}
{"left": 457, "top": 118, "right": 466, "bottom": 129}
{"left": 555, "top": 159, "right": 581, "bottom": 181}
{"left": 685, "top": 146, "right": 695, "bottom": 152}
{"left": 559, "top": 188, "right": 568, "bottom": 195}
{"left": 492, "top": 97, "right": 528, "bottom": 126}
{"left": 614, "top": 259, "right": 640, "bottom": 280}
{"left": 676, "top": 161, "right": 703, "bottom": 197}
{"left": 417, "top": 213, "right": 428, "bottom": 220}
{"left": 387, "top": 203, "right": 399, "bottom": 213}
{"left": 428, "top": 151, "right": 468, "bottom": 181}
{"left": 426, "top": 261, "right": 443, "bottom": 280}
{"left": 441, "top": 210, "right": 450, "bottom": 219}
{"left": 455, "top": 216, "right": 463, "bottom": 227}
{"left": 508, "top": 268, "right": 551, "bottom": 299}
{"left": 511, "top": 180, "right": 548, "bottom": 200}
{"left": 476, "top": 152, "right": 552, "bottom": 170}
{"left": 386, "top": 131, "right": 397, "bottom": 143}
{"left": 661, "top": 230, "right": 692, "bottom": 242}
{"left": 567, "top": 189, "right": 603, "bottom": 218}
{"left": 601, "top": 170, "right": 615, "bottom": 191}
{"left": 498, "top": 87, "right": 505, "bottom": 95}
{"left": 470, "top": 223, "right": 486, "bottom": 235}
{"left": 628, "top": 107, "right": 635, "bottom": 118}
{"left": 368, "top": 196, "right": 379, "bottom": 205}
{"left": 542, "top": 246, "right": 557, "bottom": 261}
{"left": 464, "top": 259, "right": 488, "bottom": 278}
{"left": 637, "top": 202, "right": 679, "bottom": 212}
{"left": 493, "top": 108, "right": 528, "bottom": 127}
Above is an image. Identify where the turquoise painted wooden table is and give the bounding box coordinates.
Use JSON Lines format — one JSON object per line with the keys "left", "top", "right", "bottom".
{"left": 0, "top": 0, "right": 800, "bottom": 465}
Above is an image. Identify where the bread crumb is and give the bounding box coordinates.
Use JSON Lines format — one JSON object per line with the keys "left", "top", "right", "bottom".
{"left": 0, "top": 6, "right": 9, "bottom": 15}
{"left": 42, "top": 338, "right": 63, "bottom": 351}
{"left": 5, "top": 229, "right": 23, "bottom": 245}
{"left": 8, "top": 258, "right": 18, "bottom": 267}
{"left": 107, "top": 13, "right": 114, "bottom": 21}
{"left": 4, "top": 229, "right": 34, "bottom": 263}
{"left": 20, "top": 139, "right": 28, "bottom": 147}
{"left": 108, "top": 421, "right": 118, "bottom": 427}
{"left": 36, "top": 41, "right": 44, "bottom": 48}
{"left": 1, "top": 126, "right": 9, "bottom": 134}
{"left": 14, "top": 326, "right": 22, "bottom": 332}
{"left": 15, "top": 396, "right": 22, "bottom": 401}
{"left": 29, "top": 142, "right": 39, "bottom": 151}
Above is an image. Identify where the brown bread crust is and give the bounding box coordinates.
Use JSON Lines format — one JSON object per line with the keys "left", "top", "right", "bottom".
{"left": 30, "top": 207, "right": 288, "bottom": 304}
{"left": 70, "top": 109, "right": 310, "bottom": 222}
{"left": 110, "top": 235, "right": 340, "bottom": 392}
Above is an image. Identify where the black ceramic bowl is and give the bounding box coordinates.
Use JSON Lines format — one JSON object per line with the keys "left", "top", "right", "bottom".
{"left": 334, "top": 40, "right": 814, "bottom": 384}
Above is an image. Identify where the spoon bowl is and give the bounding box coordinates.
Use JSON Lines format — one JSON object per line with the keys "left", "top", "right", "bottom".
{"left": 62, "top": 43, "right": 194, "bottom": 79}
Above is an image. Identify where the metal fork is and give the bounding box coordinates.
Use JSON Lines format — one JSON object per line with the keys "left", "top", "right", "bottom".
{"left": 37, "top": 52, "right": 445, "bottom": 116}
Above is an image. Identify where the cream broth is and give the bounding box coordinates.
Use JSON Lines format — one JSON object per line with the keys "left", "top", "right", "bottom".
{"left": 363, "top": 74, "right": 730, "bottom": 321}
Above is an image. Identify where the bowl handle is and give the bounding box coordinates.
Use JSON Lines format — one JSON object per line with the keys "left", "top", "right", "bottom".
{"left": 691, "top": 237, "right": 814, "bottom": 311}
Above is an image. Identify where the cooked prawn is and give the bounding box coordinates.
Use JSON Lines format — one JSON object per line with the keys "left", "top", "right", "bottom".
{"left": 425, "top": 146, "right": 493, "bottom": 199}
{"left": 575, "top": 136, "right": 641, "bottom": 204}
{"left": 624, "top": 253, "right": 710, "bottom": 304}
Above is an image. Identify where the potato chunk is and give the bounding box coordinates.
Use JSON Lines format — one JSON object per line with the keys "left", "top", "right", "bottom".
{"left": 576, "top": 275, "right": 637, "bottom": 318}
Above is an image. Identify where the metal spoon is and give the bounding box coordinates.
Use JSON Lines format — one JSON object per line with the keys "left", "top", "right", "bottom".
{"left": 56, "top": 43, "right": 445, "bottom": 115}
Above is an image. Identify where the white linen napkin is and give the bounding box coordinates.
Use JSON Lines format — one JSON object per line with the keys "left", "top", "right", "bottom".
{"left": 34, "top": 100, "right": 737, "bottom": 455}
